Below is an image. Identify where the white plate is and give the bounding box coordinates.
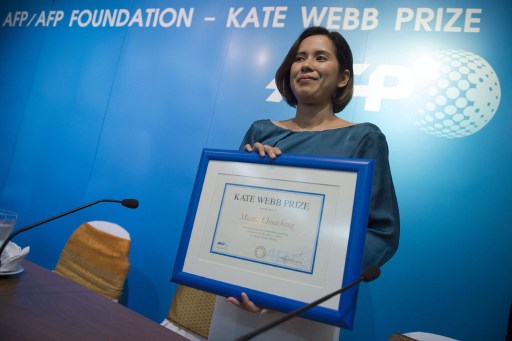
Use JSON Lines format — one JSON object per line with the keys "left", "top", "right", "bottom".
{"left": 0, "top": 265, "right": 24, "bottom": 276}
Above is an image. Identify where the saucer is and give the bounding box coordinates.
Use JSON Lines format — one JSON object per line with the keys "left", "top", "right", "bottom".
{"left": 0, "top": 265, "right": 24, "bottom": 276}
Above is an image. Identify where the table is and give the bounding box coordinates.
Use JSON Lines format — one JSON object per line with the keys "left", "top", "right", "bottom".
{"left": 0, "top": 261, "right": 187, "bottom": 340}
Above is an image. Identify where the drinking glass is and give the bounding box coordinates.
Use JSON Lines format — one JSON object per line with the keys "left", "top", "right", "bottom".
{"left": 0, "top": 209, "right": 17, "bottom": 247}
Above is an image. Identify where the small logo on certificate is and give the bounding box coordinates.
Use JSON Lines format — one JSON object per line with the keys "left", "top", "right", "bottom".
{"left": 254, "top": 246, "right": 266, "bottom": 259}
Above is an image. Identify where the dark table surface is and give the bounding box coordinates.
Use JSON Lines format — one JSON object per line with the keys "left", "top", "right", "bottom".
{"left": 0, "top": 261, "right": 187, "bottom": 340}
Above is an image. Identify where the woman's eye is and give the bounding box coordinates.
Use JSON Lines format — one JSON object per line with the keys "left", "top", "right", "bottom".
{"left": 295, "top": 55, "right": 305, "bottom": 62}
{"left": 317, "top": 55, "right": 328, "bottom": 61}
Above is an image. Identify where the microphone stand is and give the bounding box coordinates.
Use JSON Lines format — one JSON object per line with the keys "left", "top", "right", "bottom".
{"left": 0, "top": 199, "right": 138, "bottom": 267}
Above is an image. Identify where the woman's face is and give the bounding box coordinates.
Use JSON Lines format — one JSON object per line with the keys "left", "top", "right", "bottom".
{"left": 290, "top": 34, "right": 349, "bottom": 108}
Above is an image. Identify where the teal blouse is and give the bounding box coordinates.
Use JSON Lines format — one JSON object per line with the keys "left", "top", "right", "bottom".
{"left": 240, "top": 119, "right": 400, "bottom": 267}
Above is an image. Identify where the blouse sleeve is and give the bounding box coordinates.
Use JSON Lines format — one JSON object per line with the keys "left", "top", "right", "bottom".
{"left": 353, "top": 130, "right": 400, "bottom": 267}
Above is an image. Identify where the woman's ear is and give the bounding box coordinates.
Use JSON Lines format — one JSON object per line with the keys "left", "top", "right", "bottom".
{"left": 337, "top": 69, "right": 351, "bottom": 88}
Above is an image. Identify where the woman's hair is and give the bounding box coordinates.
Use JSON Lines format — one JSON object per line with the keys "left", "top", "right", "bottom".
{"left": 275, "top": 26, "right": 354, "bottom": 113}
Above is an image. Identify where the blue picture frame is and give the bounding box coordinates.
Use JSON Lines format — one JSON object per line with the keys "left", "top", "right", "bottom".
{"left": 172, "top": 148, "right": 374, "bottom": 329}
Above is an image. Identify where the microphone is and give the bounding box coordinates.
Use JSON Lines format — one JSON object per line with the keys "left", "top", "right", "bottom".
{"left": 0, "top": 198, "right": 139, "bottom": 266}
{"left": 235, "top": 265, "right": 381, "bottom": 341}
{"left": 121, "top": 198, "right": 139, "bottom": 209}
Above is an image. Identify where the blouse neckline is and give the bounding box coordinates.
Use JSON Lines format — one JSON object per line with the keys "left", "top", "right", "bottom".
{"left": 268, "top": 119, "right": 362, "bottom": 133}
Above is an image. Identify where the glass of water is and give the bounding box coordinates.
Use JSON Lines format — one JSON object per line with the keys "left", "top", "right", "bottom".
{"left": 0, "top": 209, "right": 17, "bottom": 247}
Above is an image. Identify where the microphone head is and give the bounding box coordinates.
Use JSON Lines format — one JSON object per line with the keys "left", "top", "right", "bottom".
{"left": 362, "top": 265, "right": 381, "bottom": 282}
{"left": 121, "top": 199, "right": 139, "bottom": 209}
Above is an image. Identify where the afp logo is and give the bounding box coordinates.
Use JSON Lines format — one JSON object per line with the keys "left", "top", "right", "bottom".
{"left": 266, "top": 50, "right": 501, "bottom": 139}
{"left": 215, "top": 241, "right": 228, "bottom": 250}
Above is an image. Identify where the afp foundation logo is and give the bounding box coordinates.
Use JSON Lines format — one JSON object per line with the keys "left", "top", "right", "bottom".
{"left": 265, "top": 50, "right": 501, "bottom": 139}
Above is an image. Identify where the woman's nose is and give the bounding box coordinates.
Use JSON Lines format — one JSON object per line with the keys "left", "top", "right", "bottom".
{"left": 301, "top": 59, "right": 312, "bottom": 72}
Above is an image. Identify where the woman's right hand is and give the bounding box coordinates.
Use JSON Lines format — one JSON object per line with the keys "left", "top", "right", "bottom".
{"left": 244, "top": 143, "right": 282, "bottom": 159}
{"left": 225, "top": 292, "right": 273, "bottom": 314}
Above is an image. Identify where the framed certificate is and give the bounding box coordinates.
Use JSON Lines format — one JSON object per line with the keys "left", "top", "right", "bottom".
{"left": 171, "top": 148, "right": 374, "bottom": 329}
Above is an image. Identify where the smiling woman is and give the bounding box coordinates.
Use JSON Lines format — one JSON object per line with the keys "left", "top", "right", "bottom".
{"left": 209, "top": 26, "right": 400, "bottom": 340}
{"left": 168, "top": 26, "right": 400, "bottom": 341}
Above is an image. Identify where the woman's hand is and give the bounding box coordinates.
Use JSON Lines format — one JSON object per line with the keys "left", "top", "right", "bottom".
{"left": 226, "top": 292, "right": 273, "bottom": 314}
{"left": 244, "top": 143, "right": 282, "bottom": 159}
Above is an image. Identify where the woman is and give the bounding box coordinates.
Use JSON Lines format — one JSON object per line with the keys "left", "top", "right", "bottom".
{"left": 176, "top": 26, "right": 400, "bottom": 341}
{"left": 209, "top": 26, "right": 400, "bottom": 340}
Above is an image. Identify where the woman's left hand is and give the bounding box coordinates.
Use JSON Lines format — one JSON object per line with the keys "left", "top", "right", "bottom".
{"left": 243, "top": 143, "right": 282, "bottom": 159}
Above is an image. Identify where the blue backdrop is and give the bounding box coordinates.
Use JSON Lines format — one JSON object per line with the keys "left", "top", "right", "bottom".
{"left": 1, "top": 1, "right": 510, "bottom": 340}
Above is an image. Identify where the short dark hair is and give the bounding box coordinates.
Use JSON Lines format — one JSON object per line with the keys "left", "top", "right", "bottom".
{"left": 275, "top": 26, "right": 354, "bottom": 113}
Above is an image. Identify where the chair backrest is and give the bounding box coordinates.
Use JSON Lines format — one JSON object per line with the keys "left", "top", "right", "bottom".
{"left": 164, "top": 285, "right": 216, "bottom": 339}
{"left": 54, "top": 221, "right": 131, "bottom": 301}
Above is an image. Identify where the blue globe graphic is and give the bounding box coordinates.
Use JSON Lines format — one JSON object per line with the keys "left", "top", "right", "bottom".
{"left": 413, "top": 50, "right": 501, "bottom": 138}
